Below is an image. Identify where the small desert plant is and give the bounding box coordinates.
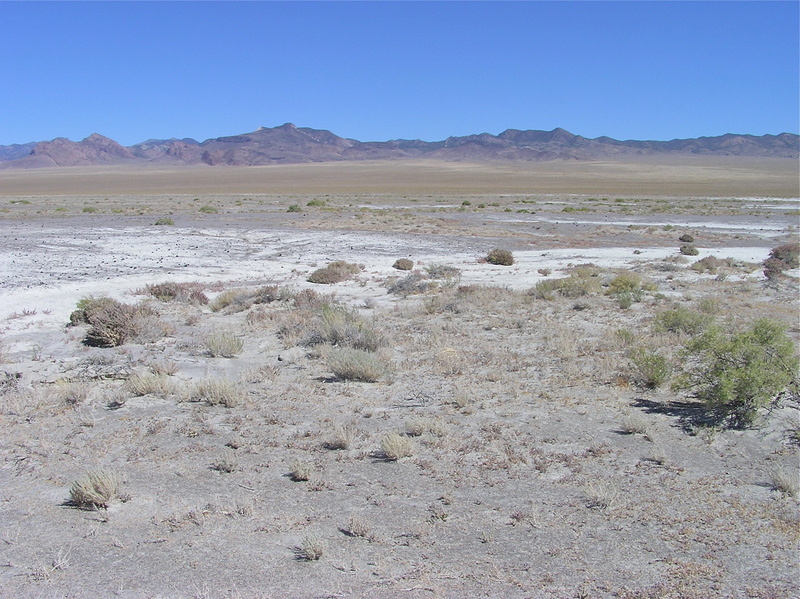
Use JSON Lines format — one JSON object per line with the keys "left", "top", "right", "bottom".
{"left": 380, "top": 432, "right": 415, "bottom": 461}
{"left": 69, "top": 469, "right": 120, "bottom": 509}
{"left": 189, "top": 377, "right": 245, "bottom": 408}
{"left": 289, "top": 461, "right": 314, "bottom": 482}
{"left": 308, "top": 261, "right": 362, "bottom": 285}
{"left": 82, "top": 206, "right": 97, "bottom": 213}
{"left": 343, "top": 514, "right": 371, "bottom": 538}
{"left": 153, "top": 217, "right": 174, "bottom": 226}
{"left": 287, "top": 204, "right": 302, "bottom": 213}
{"left": 387, "top": 272, "right": 429, "bottom": 296}
{"left": 145, "top": 282, "right": 208, "bottom": 304}
{"left": 424, "top": 263, "right": 461, "bottom": 281}
{"left": 209, "top": 288, "right": 254, "bottom": 312}
{"left": 620, "top": 412, "right": 650, "bottom": 435}
{"left": 306, "top": 199, "right": 326, "bottom": 207}
{"left": 327, "top": 348, "right": 389, "bottom": 382}
{"left": 680, "top": 245, "right": 699, "bottom": 256}
{"left": 205, "top": 330, "right": 244, "bottom": 358}
{"left": 305, "top": 305, "right": 383, "bottom": 352}
{"left": 125, "top": 372, "right": 175, "bottom": 397}
{"left": 582, "top": 481, "right": 617, "bottom": 509}
{"left": 486, "top": 248, "right": 514, "bottom": 266}
{"left": 54, "top": 380, "right": 91, "bottom": 406}
{"left": 71, "top": 297, "right": 163, "bottom": 347}
{"left": 768, "top": 242, "right": 799, "bottom": 268}
{"left": 770, "top": 466, "right": 799, "bottom": 497}
{"left": 629, "top": 347, "right": 672, "bottom": 389}
{"left": 211, "top": 449, "right": 238, "bottom": 473}
{"left": 323, "top": 424, "right": 353, "bottom": 450}
{"left": 198, "top": 205, "right": 218, "bottom": 214}
{"left": 392, "top": 258, "right": 414, "bottom": 271}
{"left": 674, "top": 319, "right": 799, "bottom": 428}
{"left": 299, "top": 534, "right": 326, "bottom": 560}
{"left": 678, "top": 233, "right": 695, "bottom": 243}
{"left": 654, "top": 306, "right": 711, "bottom": 337}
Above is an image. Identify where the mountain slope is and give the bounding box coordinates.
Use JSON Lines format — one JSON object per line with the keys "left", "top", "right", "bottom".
{"left": 1, "top": 125, "right": 797, "bottom": 168}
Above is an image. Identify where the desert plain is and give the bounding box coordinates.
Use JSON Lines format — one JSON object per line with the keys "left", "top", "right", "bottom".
{"left": 0, "top": 157, "right": 798, "bottom": 598}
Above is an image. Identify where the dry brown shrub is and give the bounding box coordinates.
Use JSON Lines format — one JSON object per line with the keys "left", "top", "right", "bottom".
{"left": 392, "top": 258, "right": 414, "bottom": 270}
{"left": 69, "top": 469, "right": 121, "bottom": 510}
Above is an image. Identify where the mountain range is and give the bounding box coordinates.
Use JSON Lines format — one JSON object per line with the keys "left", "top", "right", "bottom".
{"left": 1, "top": 123, "right": 797, "bottom": 169}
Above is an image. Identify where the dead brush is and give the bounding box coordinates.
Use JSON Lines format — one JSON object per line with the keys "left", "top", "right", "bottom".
{"left": 125, "top": 372, "right": 176, "bottom": 398}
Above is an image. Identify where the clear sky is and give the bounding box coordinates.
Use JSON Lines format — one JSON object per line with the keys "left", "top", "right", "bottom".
{"left": 1, "top": 1, "right": 797, "bottom": 146}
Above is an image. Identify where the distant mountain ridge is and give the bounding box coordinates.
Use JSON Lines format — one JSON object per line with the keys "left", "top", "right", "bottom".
{"left": 1, "top": 123, "right": 797, "bottom": 168}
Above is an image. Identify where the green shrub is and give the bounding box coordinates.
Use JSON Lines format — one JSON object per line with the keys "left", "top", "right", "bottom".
{"left": 327, "top": 348, "right": 389, "bottom": 382}
{"left": 82, "top": 206, "right": 97, "bottom": 213}
{"left": 678, "top": 234, "right": 695, "bottom": 243}
{"left": 306, "top": 199, "right": 326, "bottom": 207}
{"left": 654, "top": 307, "right": 711, "bottom": 337}
{"left": 287, "top": 204, "right": 302, "bottom": 213}
{"left": 486, "top": 248, "right": 514, "bottom": 266}
{"left": 198, "top": 205, "right": 218, "bottom": 214}
{"left": 154, "top": 217, "right": 174, "bottom": 226}
{"left": 680, "top": 245, "right": 699, "bottom": 256}
{"left": 392, "top": 258, "right": 414, "bottom": 271}
{"left": 674, "top": 319, "right": 799, "bottom": 428}
{"left": 629, "top": 348, "right": 672, "bottom": 389}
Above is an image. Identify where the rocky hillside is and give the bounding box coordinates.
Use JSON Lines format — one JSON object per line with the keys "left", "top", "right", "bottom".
{"left": 2, "top": 124, "right": 797, "bottom": 168}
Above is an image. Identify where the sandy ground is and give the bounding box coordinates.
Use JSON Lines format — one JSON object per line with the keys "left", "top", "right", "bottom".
{"left": 0, "top": 179, "right": 798, "bottom": 598}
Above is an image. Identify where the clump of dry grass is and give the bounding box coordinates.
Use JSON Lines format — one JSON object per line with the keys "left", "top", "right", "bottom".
{"left": 343, "top": 514, "right": 371, "bottom": 538}
{"left": 405, "top": 417, "right": 447, "bottom": 437}
{"left": 380, "top": 433, "right": 415, "bottom": 461}
{"left": 323, "top": 424, "right": 353, "bottom": 450}
{"left": 328, "top": 348, "right": 390, "bottom": 382}
{"left": 770, "top": 466, "right": 799, "bottom": 497}
{"left": 53, "top": 380, "right": 91, "bottom": 406}
{"left": 188, "top": 378, "right": 245, "bottom": 408}
{"left": 144, "top": 281, "right": 208, "bottom": 305}
{"left": 619, "top": 412, "right": 650, "bottom": 435}
{"left": 205, "top": 329, "right": 244, "bottom": 358}
{"left": 125, "top": 372, "right": 176, "bottom": 398}
{"left": 299, "top": 534, "right": 326, "bottom": 560}
{"left": 69, "top": 469, "right": 121, "bottom": 510}
{"left": 582, "top": 481, "right": 617, "bottom": 509}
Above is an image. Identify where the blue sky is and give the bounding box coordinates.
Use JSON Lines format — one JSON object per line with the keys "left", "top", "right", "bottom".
{"left": 1, "top": 1, "right": 797, "bottom": 146}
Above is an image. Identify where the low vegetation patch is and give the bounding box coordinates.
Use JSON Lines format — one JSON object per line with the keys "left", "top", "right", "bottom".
{"left": 392, "top": 258, "right": 414, "bottom": 271}
{"left": 308, "top": 261, "right": 362, "bottom": 284}
{"left": 327, "top": 348, "right": 390, "bottom": 382}
{"left": 69, "top": 469, "right": 121, "bottom": 510}
{"left": 486, "top": 248, "right": 514, "bottom": 266}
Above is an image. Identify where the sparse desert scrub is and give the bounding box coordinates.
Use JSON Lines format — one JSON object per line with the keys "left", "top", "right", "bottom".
{"left": 298, "top": 534, "right": 326, "bottom": 561}
{"left": 188, "top": 377, "right": 245, "bottom": 408}
{"left": 673, "top": 318, "right": 799, "bottom": 428}
{"left": 770, "top": 466, "right": 799, "bottom": 497}
{"left": 210, "top": 288, "right": 255, "bottom": 313}
{"left": 198, "top": 205, "right": 218, "bottom": 214}
{"left": 144, "top": 281, "right": 208, "bottom": 304}
{"left": 678, "top": 233, "right": 695, "bottom": 243}
{"left": 323, "top": 424, "right": 353, "bottom": 450}
{"left": 53, "top": 380, "right": 91, "bottom": 406}
{"left": 628, "top": 347, "right": 672, "bottom": 389}
{"left": 619, "top": 411, "right": 651, "bottom": 435}
{"left": 387, "top": 271, "right": 430, "bottom": 296}
{"left": 392, "top": 258, "right": 414, "bottom": 270}
{"left": 486, "top": 248, "right": 514, "bottom": 266}
{"left": 405, "top": 416, "right": 447, "bottom": 437}
{"left": 70, "top": 297, "right": 165, "bottom": 347}
{"left": 289, "top": 461, "right": 314, "bottom": 481}
{"left": 680, "top": 244, "right": 699, "bottom": 256}
{"left": 153, "top": 217, "right": 174, "bottom": 226}
{"left": 768, "top": 242, "right": 799, "bottom": 268}
{"left": 424, "top": 263, "right": 461, "bottom": 284}
{"left": 531, "top": 270, "right": 602, "bottom": 299}
{"left": 308, "top": 260, "right": 362, "bottom": 284}
{"left": 327, "top": 347, "right": 390, "bottom": 382}
{"left": 582, "top": 481, "right": 617, "bottom": 509}
{"left": 205, "top": 329, "right": 244, "bottom": 357}
{"left": 69, "top": 469, "right": 121, "bottom": 510}
{"left": 125, "top": 371, "right": 177, "bottom": 398}
{"left": 211, "top": 449, "right": 239, "bottom": 473}
{"left": 343, "top": 514, "right": 371, "bottom": 538}
{"left": 305, "top": 305, "right": 384, "bottom": 352}
{"left": 653, "top": 306, "right": 711, "bottom": 336}
{"left": 380, "top": 432, "right": 415, "bottom": 460}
